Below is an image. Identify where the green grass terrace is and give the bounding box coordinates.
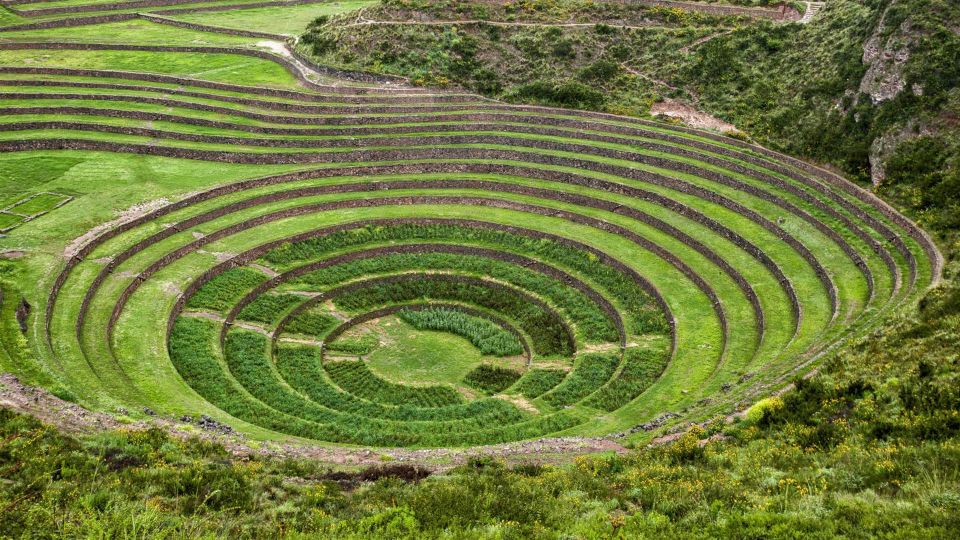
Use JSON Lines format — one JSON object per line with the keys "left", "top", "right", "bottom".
{"left": 0, "top": 18, "right": 940, "bottom": 449}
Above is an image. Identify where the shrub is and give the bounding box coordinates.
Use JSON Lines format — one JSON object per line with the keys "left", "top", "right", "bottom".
{"left": 507, "top": 79, "right": 605, "bottom": 109}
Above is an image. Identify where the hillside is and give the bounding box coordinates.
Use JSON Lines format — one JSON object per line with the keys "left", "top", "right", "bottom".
{"left": 0, "top": 0, "right": 957, "bottom": 537}
{"left": 303, "top": 0, "right": 960, "bottom": 225}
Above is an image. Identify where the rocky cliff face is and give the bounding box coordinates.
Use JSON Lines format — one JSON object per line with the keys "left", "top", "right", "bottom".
{"left": 859, "top": 4, "right": 913, "bottom": 105}
{"left": 858, "top": 0, "right": 954, "bottom": 186}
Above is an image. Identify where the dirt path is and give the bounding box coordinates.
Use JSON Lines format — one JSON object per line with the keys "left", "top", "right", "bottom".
{"left": 181, "top": 311, "right": 272, "bottom": 336}
{"left": 678, "top": 30, "right": 733, "bottom": 54}
{"left": 249, "top": 263, "right": 279, "bottom": 277}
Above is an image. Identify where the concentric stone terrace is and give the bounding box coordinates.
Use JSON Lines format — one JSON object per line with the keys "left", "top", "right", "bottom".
{"left": 7, "top": 42, "right": 940, "bottom": 447}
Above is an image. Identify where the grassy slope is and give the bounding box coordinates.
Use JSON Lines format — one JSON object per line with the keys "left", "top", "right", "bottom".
{"left": 170, "top": 1, "right": 378, "bottom": 35}
{"left": 305, "top": 0, "right": 960, "bottom": 198}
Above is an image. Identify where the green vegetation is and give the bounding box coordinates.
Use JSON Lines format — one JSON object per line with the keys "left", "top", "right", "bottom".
{"left": 513, "top": 367, "right": 567, "bottom": 399}
{"left": 236, "top": 293, "right": 303, "bottom": 324}
{"left": 541, "top": 353, "right": 619, "bottom": 408}
{"left": 0, "top": 21, "right": 925, "bottom": 446}
{"left": 585, "top": 346, "right": 671, "bottom": 411}
{"left": 326, "top": 333, "right": 379, "bottom": 355}
{"left": 186, "top": 267, "right": 267, "bottom": 313}
{"left": 304, "top": 0, "right": 960, "bottom": 193}
{"left": 265, "top": 223, "right": 652, "bottom": 338}
{"left": 324, "top": 359, "right": 464, "bottom": 408}
{"left": 352, "top": 315, "right": 514, "bottom": 387}
{"left": 332, "top": 278, "right": 575, "bottom": 357}
{"left": 171, "top": 1, "right": 379, "bottom": 35}
{"left": 4, "top": 330, "right": 959, "bottom": 537}
{"left": 283, "top": 307, "right": 339, "bottom": 337}
{"left": 462, "top": 364, "right": 522, "bottom": 395}
{"left": 398, "top": 307, "right": 524, "bottom": 357}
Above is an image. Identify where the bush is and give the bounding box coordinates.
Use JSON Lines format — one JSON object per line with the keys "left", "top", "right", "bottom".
{"left": 507, "top": 79, "right": 606, "bottom": 109}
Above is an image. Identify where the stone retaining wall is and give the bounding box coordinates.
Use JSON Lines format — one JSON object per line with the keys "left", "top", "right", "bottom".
{"left": 17, "top": 139, "right": 835, "bottom": 328}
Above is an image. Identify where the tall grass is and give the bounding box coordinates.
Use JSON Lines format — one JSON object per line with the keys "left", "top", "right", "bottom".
{"left": 332, "top": 277, "right": 574, "bottom": 357}
{"left": 541, "top": 353, "right": 619, "bottom": 408}
{"left": 399, "top": 307, "right": 524, "bottom": 356}
{"left": 262, "top": 223, "right": 668, "bottom": 335}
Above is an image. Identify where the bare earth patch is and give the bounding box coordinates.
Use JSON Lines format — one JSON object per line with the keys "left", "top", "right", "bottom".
{"left": 650, "top": 99, "right": 743, "bottom": 135}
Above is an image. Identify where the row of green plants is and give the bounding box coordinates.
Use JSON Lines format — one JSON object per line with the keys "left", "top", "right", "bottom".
{"left": 462, "top": 364, "right": 523, "bottom": 395}
{"left": 326, "top": 333, "right": 380, "bottom": 355}
{"left": 584, "top": 346, "right": 671, "bottom": 411}
{"left": 170, "top": 318, "right": 589, "bottom": 445}
{"left": 276, "top": 345, "right": 528, "bottom": 423}
{"left": 540, "top": 353, "right": 620, "bottom": 408}
{"left": 290, "top": 250, "right": 618, "bottom": 344}
{"left": 323, "top": 360, "right": 464, "bottom": 408}
{"left": 235, "top": 293, "right": 304, "bottom": 325}
{"left": 513, "top": 367, "right": 568, "bottom": 399}
{"left": 398, "top": 307, "right": 524, "bottom": 356}
{"left": 282, "top": 307, "right": 340, "bottom": 337}
{"left": 186, "top": 267, "right": 267, "bottom": 313}
{"left": 331, "top": 276, "right": 574, "bottom": 357}
{"left": 261, "top": 222, "right": 669, "bottom": 335}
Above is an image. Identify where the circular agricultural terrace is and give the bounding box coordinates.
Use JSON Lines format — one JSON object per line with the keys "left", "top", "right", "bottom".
{"left": 7, "top": 43, "right": 939, "bottom": 448}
